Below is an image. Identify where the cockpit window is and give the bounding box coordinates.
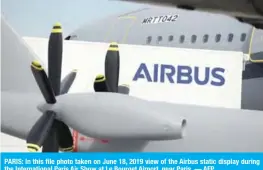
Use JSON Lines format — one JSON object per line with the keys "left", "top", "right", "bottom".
{"left": 240, "top": 33, "right": 247, "bottom": 42}
{"left": 203, "top": 34, "right": 209, "bottom": 43}
{"left": 228, "top": 33, "right": 234, "bottom": 42}
{"left": 215, "top": 34, "right": 221, "bottom": 43}
{"left": 146, "top": 36, "right": 152, "bottom": 44}
{"left": 180, "top": 35, "right": 185, "bottom": 43}
{"left": 168, "top": 35, "right": 174, "bottom": 42}
{"left": 191, "top": 35, "right": 197, "bottom": 43}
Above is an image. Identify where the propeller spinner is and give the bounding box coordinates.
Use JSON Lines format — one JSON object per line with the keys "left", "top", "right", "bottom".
{"left": 94, "top": 42, "right": 130, "bottom": 95}
{"left": 26, "top": 23, "right": 77, "bottom": 152}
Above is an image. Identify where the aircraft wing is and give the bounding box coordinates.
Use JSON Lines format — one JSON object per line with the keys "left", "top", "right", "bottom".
{"left": 73, "top": 100, "right": 263, "bottom": 152}
{"left": 115, "top": 0, "right": 263, "bottom": 29}
{"left": 236, "top": 17, "right": 263, "bottom": 30}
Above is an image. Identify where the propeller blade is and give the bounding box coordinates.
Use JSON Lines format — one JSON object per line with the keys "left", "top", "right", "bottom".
{"left": 118, "top": 84, "right": 130, "bottom": 95}
{"left": 57, "top": 121, "right": 74, "bottom": 152}
{"left": 105, "top": 42, "right": 120, "bottom": 93}
{"left": 48, "top": 23, "right": 73, "bottom": 152}
{"left": 48, "top": 22, "right": 63, "bottom": 96}
{"left": 60, "top": 70, "right": 77, "bottom": 95}
{"left": 26, "top": 111, "right": 56, "bottom": 152}
{"left": 93, "top": 74, "right": 108, "bottom": 92}
{"left": 31, "top": 60, "right": 56, "bottom": 104}
{"left": 42, "top": 120, "right": 73, "bottom": 152}
{"left": 42, "top": 123, "right": 59, "bottom": 152}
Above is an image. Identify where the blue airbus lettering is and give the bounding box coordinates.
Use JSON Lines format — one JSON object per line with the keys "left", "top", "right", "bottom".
{"left": 133, "top": 63, "right": 225, "bottom": 86}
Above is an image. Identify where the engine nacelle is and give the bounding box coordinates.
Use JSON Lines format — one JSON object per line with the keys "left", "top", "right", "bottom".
{"left": 39, "top": 93, "right": 187, "bottom": 141}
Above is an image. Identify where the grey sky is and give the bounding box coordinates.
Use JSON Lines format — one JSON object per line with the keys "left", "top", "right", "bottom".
{"left": 1, "top": 0, "right": 144, "bottom": 37}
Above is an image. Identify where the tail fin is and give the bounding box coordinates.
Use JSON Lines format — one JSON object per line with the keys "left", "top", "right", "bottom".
{"left": 1, "top": 16, "right": 41, "bottom": 93}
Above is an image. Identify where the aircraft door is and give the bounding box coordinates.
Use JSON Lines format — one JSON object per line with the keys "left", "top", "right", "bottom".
{"left": 104, "top": 16, "right": 136, "bottom": 44}
{"left": 249, "top": 27, "right": 263, "bottom": 62}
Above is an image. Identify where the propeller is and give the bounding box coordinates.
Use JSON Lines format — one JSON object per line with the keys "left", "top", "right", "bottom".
{"left": 93, "top": 42, "right": 130, "bottom": 95}
{"left": 26, "top": 23, "right": 77, "bottom": 152}
{"left": 117, "top": 84, "right": 130, "bottom": 95}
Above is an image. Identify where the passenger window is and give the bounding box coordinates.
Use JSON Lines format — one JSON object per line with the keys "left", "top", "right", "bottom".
{"left": 180, "top": 35, "right": 185, "bottom": 43}
{"left": 146, "top": 36, "right": 152, "bottom": 44}
{"left": 228, "top": 33, "right": 234, "bottom": 42}
{"left": 215, "top": 34, "right": 221, "bottom": 43}
{"left": 240, "top": 33, "right": 247, "bottom": 42}
{"left": 191, "top": 35, "right": 197, "bottom": 43}
{"left": 203, "top": 34, "right": 209, "bottom": 43}
{"left": 168, "top": 35, "right": 174, "bottom": 42}
{"left": 157, "top": 36, "right": 162, "bottom": 44}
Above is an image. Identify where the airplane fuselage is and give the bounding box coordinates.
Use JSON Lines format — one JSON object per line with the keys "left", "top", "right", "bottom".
{"left": 66, "top": 7, "right": 263, "bottom": 111}
{"left": 116, "top": 0, "right": 263, "bottom": 29}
